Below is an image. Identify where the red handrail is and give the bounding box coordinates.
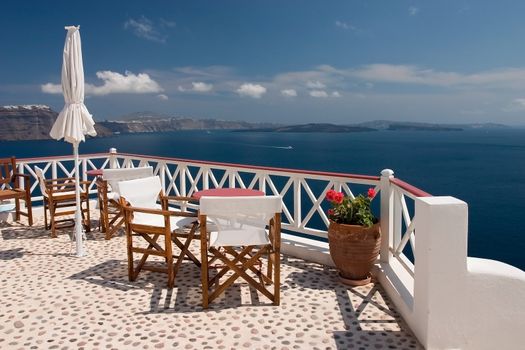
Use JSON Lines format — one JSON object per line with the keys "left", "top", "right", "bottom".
{"left": 115, "top": 152, "right": 380, "bottom": 181}
{"left": 390, "top": 178, "right": 432, "bottom": 197}
{"left": 17, "top": 152, "right": 433, "bottom": 196}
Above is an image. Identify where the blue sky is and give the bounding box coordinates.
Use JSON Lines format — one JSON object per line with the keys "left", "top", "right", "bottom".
{"left": 2, "top": 0, "right": 525, "bottom": 124}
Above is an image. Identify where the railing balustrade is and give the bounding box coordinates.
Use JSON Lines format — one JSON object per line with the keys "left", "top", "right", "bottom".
{"left": 18, "top": 150, "right": 384, "bottom": 240}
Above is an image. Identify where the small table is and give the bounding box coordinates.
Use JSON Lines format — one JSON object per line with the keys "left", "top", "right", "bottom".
{"left": 86, "top": 169, "right": 103, "bottom": 177}
{"left": 193, "top": 188, "right": 264, "bottom": 200}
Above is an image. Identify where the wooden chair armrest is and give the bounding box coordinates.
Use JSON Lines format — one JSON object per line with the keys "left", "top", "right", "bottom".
{"left": 10, "top": 173, "right": 31, "bottom": 190}
{"left": 11, "top": 173, "right": 30, "bottom": 180}
{"left": 162, "top": 195, "right": 199, "bottom": 203}
{"left": 43, "top": 176, "right": 76, "bottom": 183}
{"left": 46, "top": 182, "right": 77, "bottom": 190}
{"left": 45, "top": 179, "right": 90, "bottom": 187}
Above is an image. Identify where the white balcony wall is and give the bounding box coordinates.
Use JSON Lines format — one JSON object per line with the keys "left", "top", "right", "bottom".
{"left": 378, "top": 195, "right": 525, "bottom": 349}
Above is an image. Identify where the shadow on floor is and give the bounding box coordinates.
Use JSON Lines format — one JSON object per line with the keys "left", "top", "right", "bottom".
{"left": 285, "top": 257, "right": 422, "bottom": 349}
{"left": 0, "top": 247, "right": 25, "bottom": 260}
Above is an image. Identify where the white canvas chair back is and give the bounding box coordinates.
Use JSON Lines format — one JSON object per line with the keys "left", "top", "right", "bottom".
{"left": 118, "top": 175, "right": 178, "bottom": 228}
{"left": 34, "top": 166, "right": 47, "bottom": 196}
{"left": 103, "top": 166, "right": 153, "bottom": 194}
{"left": 199, "top": 195, "right": 282, "bottom": 247}
{"left": 118, "top": 175, "right": 161, "bottom": 209}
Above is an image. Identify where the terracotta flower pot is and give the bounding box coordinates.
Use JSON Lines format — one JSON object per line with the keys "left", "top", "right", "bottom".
{"left": 327, "top": 221, "right": 381, "bottom": 286}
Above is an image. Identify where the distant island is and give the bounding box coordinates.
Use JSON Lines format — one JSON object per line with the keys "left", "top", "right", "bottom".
{"left": 235, "top": 123, "right": 375, "bottom": 133}
{"left": 0, "top": 105, "right": 510, "bottom": 141}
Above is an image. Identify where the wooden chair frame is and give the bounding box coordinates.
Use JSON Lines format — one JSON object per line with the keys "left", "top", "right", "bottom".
{"left": 120, "top": 194, "right": 200, "bottom": 288}
{"left": 199, "top": 212, "right": 281, "bottom": 308}
{"left": 0, "top": 157, "right": 33, "bottom": 225}
{"left": 96, "top": 177, "right": 125, "bottom": 240}
{"left": 40, "top": 177, "right": 91, "bottom": 238}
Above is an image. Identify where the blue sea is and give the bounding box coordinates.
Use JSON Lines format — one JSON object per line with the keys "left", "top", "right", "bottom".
{"left": 2, "top": 129, "right": 524, "bottom": 270}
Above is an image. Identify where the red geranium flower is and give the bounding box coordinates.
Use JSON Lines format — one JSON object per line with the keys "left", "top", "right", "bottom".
{"left": 327, "top": 209, "right": 334, "bottom": 216}
{"left": 333, "top": 191, "right": 344, "bottom": 204}
{"left": 367, "top": 188, "right": 376, "bottom": 199}
{"left": 326, "top": 189, "right": 336, "bottom": 202}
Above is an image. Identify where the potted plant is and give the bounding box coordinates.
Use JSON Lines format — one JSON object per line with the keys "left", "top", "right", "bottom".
{"left": 326, "top": 188, "right": 381, "bottom": 286}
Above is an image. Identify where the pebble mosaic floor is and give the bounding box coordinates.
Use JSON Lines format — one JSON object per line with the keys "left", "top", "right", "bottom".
{"left": 0, "top": 211, "right": 421, "bottom": 349}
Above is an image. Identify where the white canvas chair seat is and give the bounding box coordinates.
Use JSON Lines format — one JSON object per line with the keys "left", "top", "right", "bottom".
{"left": 97, "top": 166, "right": 153, "bottom": 240}
{"left": 131, "top": 203, "right": 196, "bottom": 231}
{"left": 118, "top": 176, "right": 200, "bottom": 288}
{"left": 199, "top": 195, "right": 282, "bottom": 308}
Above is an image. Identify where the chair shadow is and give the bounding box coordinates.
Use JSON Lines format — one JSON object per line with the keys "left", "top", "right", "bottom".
{"left": 1, "top": 222, "right": 50, "bottom": 240}
{"left": 285, "top": 257, "right": 421, "bottom": 349}
{"left": 146, "top": 264, "right": 276, "bottom": 314}
{"left": 1, "top": 219, "right": 112, "bottom": 242}
{"left": 69, "top": 259, "right": 147, "bottom": 292}
{"left": 0, "top": 247, "right": 25, "bottom": 260}
{"left": 69, "top": 255, "right": 279, "bottom": 314}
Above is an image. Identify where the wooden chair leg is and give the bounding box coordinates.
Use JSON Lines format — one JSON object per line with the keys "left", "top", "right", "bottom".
{"left": 25, "top": 193, "right": 33, "bottom": 226}
{"left": 166, "top": 232, "right": 174, "bottom": 288}
{"left": 273, "top": 250, "right": 280, "bottom": 306}
{"left": 125, "top": 220, "right": 135, "bottom": 282}
{"left": 14, "top": 198, "right": 20, "bottom": 221}
{"left": 49, "top": 201, "right": 57, "bottom": 238}
{"left": 43, "top": 200, "right": 49, "bottom": 230}
{"left": 200, "top": 215, "right": 209, "bottom": 309}
{"left": 84, "top": 195, "right": 91, "bottom": 232}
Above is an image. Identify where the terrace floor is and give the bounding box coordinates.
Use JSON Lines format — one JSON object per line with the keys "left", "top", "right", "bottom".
{"left": 0, "top": 210, "right": 421, "bottom": 350}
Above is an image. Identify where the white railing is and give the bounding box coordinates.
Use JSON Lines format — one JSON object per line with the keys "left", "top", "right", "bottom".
{"left": 17, "top": 149, "right": 381, "bottom": 240}
{"left": 389, "top": 178, "right": 431, "bottom": 278}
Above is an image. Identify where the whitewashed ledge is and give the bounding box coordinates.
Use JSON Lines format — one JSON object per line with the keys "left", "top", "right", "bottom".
{"left": 0, "top": 208, "right": 421, "bottom": 349}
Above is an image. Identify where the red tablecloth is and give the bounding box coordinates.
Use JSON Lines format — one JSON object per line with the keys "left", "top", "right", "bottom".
{"left": 193, "top": 188, "right": 265, "bottom": 200}
{"left": 86, "top": 169, "right": 103, "bottom": 177}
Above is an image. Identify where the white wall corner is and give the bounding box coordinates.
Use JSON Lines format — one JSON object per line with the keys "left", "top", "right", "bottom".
{"left": 413, "top": 196, "right": 469, "bottom": 349}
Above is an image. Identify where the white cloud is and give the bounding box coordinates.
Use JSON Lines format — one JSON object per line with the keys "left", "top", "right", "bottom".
{"left": 157, "top": 94, "right": 169, "bottom": 100}
{"left": 306, "top": 80, "right": 326, "bottom": 89}
{"left": 236, "top": 83, "right": 267, "bottom": 98}
{"left": 41, "top": 83, "right": 62, "bottom": 94}
{"left": 332, "top": 91, "right": 341, "bottom": 97}
{"left": 335, "top": 20, "right": 355, "bottom": 30}
{"left": 191, "top": 82, "right": 213, "bottom": 92}
{"left": 349, "top": 64, "right": 525, "bottom": 88}
{"left": 310, "top": 90, "right": 328, "bottom": 98}
{"left": 178, "top": 82, "right": 214, "bottom": 93}
{"left": 41, "top": 70, "right": 163, "bottom": 96}
{"left": 409, "top": 6, "right": 419, "bottom": 16}
{"left": 159, "top": 18, "right": 176, "bottom": 28}
{"left": 503, "top": 98, "right": 525, "bottom": 112}
{"left": 124, "top": 16, "right": 167, "bottom": 43}
{"left": 281, "top": 89, "right": 297, "bottom": 97}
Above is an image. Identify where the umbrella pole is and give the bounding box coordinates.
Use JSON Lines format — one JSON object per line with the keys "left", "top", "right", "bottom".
{"left": 73, "top": 142, "right": 85, "bottom": 257}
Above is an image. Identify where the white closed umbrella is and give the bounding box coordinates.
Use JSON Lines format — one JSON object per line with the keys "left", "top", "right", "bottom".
{"left": 50, "top": 25, "right": 97, "bottom": 257}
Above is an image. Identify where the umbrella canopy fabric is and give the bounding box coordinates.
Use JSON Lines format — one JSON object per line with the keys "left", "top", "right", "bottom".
{"left": 50, "top": 26, "right": 96, "bottom": 143}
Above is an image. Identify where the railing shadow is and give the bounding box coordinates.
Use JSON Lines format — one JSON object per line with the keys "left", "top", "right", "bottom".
{"left": 285, "top": 258, "right": 421, "bottom": 349}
